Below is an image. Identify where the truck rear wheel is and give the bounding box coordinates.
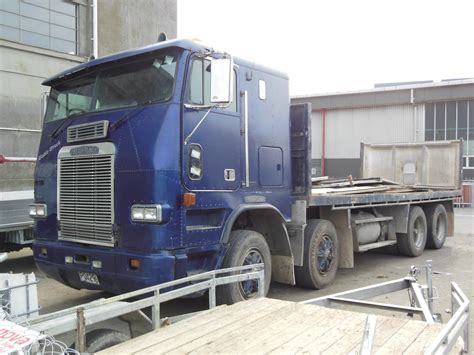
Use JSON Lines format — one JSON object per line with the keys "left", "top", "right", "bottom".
{"left": 216, "top": 230, "right": 271, "bottom": 305}
{"left": 397, "top": 206, "right": 427, "bottom": 257}
{"left": 295, "top": 219, "right": 339, "bottom": 289}
{"left": 425, "top": 204, "right": 448, "bottom": 249}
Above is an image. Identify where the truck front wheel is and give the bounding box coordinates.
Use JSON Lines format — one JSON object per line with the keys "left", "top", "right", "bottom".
{"left": 216, "top": 230, "right": 271, "bottom": 305}
{"left": 295, "top": 219, "right": 339, "bottom": 289}
{"left": 397, "top": 206, "right": 427, "bottom": 257}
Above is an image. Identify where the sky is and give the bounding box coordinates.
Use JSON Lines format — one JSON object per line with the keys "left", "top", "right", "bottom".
{"left": 178, "top": 0, "right": 474, "bottom": 96}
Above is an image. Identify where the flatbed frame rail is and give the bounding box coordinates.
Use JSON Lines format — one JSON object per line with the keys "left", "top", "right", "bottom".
{"left": 24, "top": 264, "right": 265, "bottom": 353}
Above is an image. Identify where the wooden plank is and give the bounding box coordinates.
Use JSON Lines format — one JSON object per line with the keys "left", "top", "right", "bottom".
{"left": 313, "top": 177, "right": 385, "bottom": 188}
{"left": 270, "top": 308, "right": 365, "bottom": 354}
{"left": 139, "top": 299, "right": 292, "bottom": 354}
{"left": 368, "top": 316, "right": 409, "bottom": 353}
{"left": 311, "top": 185, "right": 391, "bottom": 196}
{"left": 191, "top": 302, "right": 310, "bottom": 353}
{"left": 165, "top": 298, "right": 290, "bottom": 354}
{"left": 256, "top": 306, "right": 336, "bottom": 353}
{"left": 295, "top": 310, "right": 367, "bottom": 354}
{"left": 311, "top": 176, "right": 329, "bottom": 182}
{"left": 374, "top": 320, "right": 428, "bottom": 354}
{"left": 320, "top": 315, "right": 383, "bottom": 355}
{"left": 345, "top": 316, "right": 391, "bottom": 354}
{"left": 236, "top": 303, "right": 322, "bottom": 352}
{"left": 402, "top": 324, "right": 444, "bottom": 354}
{"left": 99, "top": 298, "right": 276, "bottom": 354}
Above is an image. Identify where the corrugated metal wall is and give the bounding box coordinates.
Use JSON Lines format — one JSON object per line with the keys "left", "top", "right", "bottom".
{"left": 311, "top": 104, "right": 419, "bottom": 159}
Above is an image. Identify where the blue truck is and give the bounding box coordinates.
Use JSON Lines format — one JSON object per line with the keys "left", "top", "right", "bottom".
{"left": 30, "top": 39, "right": 462, "bottom": 303}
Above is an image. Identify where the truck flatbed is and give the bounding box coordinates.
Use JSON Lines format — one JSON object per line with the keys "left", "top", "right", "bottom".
{"left": 310, "top": 188, "right": 461, "bottom": 208}
{"left": 99, "top": 298, "right": 457, "bottom": 354}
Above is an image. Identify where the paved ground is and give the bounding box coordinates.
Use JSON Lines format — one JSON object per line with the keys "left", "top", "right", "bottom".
{"left": 1, "top": 207, "right": 472, "bottom": 348}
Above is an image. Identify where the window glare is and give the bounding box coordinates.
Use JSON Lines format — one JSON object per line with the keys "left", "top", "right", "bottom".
{"left": 44, "top": 52, "right": 179, "bottom": 122}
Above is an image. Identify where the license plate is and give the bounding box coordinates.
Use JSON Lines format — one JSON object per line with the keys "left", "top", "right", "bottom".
{"left": 79, "top": 271, "right": 100, "bottom": 285}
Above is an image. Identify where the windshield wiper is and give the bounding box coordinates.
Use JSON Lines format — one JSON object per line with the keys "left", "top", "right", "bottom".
{"left": 50, "top": 111, "right": 88, "bottom": 139}
{"left": 110, "top": 101, "right": 152, "bottom": 131}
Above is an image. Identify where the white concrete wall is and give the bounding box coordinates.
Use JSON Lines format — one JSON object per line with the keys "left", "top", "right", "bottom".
{"left": 98, "top": 0, "right": 177, "bottom": 57}
{"left": 0, "top": 40, "right": 84, "bottom": 190}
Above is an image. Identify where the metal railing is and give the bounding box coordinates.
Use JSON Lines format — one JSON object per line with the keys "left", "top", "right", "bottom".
{"left": 0, "top": 274, "right": 40, "bottom": 320}
{"left": 25, "top": 264, "right": 265, "bottom": 353}
{"left": 425, "top": 282, "right": 470, "bottom": 354}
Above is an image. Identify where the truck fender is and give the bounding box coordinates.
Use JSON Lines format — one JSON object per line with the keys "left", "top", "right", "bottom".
{"left": 220, "top": 204, "right": 295, "bottom": 285}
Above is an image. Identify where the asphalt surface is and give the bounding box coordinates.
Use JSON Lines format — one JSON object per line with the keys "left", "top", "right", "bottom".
{"left": 1, "top": 207, "right": 472, "bottom": 348}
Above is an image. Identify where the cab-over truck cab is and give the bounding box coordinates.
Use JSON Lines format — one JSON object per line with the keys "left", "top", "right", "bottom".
{"left": 32, "top": 39, "right": 295, "bottom": 302}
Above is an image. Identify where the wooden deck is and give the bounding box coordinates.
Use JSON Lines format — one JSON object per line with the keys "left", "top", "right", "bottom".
{"left": 99, "top": 298, "right": 450, "bottom": 354}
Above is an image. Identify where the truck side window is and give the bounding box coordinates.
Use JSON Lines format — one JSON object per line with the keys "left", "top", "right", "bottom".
{"left": 187, "top": 57, "right": 237, "bottom": 112}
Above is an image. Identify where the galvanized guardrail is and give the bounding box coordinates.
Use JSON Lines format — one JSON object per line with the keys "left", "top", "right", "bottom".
{"left": 426, "top": 282, "right": 470, "bottom": 355}
{"left": 25, "top": 264, "right": 265, "bottom": 352}
{"left": 305, "top": 263, "right": 470, "bottom": 355}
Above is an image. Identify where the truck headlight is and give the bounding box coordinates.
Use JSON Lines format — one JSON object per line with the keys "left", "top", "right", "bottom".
{"left": 131, "top": 204, "right": 162, "bottom": 223}
{"left": 29, "top": 203, "right": 47, "bottom": 218}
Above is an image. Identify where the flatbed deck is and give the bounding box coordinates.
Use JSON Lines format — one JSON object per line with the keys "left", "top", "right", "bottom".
{"left": 309, "top": 189, "right": 461, "bottom": 208}
{"left": 99, "top": 298, "right": 455, "bottom": 354}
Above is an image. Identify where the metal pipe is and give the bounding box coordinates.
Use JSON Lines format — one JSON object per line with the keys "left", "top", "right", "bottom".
{"left": 425, "top": 261, "right": 434, "bottom": 314}
{"left": 209, "top": 273, "right": 216, "bottom": 308}
{"left": 92, "top": 0, "right": 98, "bottom": 58}
{"left": 321, "top": 108, "right": 326, "bottom": 176}
{"left": 243, "top": 90, "right": 250, "bottom": 187}
{"left": 0, "top": 155, "right": 37, "bottom": 164}
{"left": 0, "top": 127, "right": 41, "bottom": 133}
{"left": 360, "top": 315, "right": 376, "bottom": 355}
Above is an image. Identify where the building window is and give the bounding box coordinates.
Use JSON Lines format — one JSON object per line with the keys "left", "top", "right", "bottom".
{"left": 425, "top": 100, "right": 474, "bottom": 169}
{"left": 0, "top": 0, "right": 77, "bottom": 55}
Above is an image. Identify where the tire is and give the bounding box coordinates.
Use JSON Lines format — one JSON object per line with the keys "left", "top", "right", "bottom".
{"left": 396, "top": 206, "right": 427, "bottom": 257}
{"left": 295, "top": 219, "right": 339, "bottom": 289}
{"left": 71, "top": 329, "right": 129, "bottom": 352}
{"left": 425, "top": 204, "right": 448, "bottom": 249}
{"left": 216, "top": 230, "right": 271, "bottom": 305}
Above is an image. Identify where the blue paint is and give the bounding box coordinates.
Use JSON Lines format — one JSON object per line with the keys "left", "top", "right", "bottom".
{"left": 33, "top": 39, "right": 293, "bottom": 294}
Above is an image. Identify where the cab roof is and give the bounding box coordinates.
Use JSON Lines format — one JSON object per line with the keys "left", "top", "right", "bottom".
{"left": 43, "top": 39, "right": 288, "bottom": 86}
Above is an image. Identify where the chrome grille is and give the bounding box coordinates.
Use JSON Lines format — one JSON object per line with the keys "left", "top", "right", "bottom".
{"left": 67, "top": 121, "right": 109, "bottom": 143}
{"left": 58, "top": 154, "right": 114, "bottom": 246}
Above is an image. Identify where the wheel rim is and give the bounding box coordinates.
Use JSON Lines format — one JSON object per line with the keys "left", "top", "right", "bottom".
{"left": 413, "top": 216, "right": 426, "bottom": 248}
{"left": 317, "top": 235, "right": 334, "bottom": 276}
{"left": 239, "top": 248, "right": 263, "bottom": 298}
{"left": 435, "top": 214, "right": 447, "bottom": 241}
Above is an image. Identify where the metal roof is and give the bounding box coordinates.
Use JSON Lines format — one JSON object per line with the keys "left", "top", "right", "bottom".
{"left": 292, "top": 79, "right": 474, "bottom": 110}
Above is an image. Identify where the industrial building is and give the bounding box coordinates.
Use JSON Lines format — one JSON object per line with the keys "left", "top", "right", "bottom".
{"left": 291, "top": 81, "right": 474, "bottom": 193}
{"left": 0, "top": 0, "right": 176, "bottom": 191}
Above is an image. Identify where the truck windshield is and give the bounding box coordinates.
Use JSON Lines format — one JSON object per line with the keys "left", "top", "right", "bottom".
{"left": 44, "top": 52, "right": 179, "bottom": 123}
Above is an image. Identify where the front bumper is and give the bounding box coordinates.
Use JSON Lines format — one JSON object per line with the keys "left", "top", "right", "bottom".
{"left": 33, "top": 240, "right": 175, "bottom": 294}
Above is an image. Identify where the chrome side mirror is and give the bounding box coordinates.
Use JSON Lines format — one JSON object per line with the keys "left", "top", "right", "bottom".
{"left": 210, "top": 56, "right": 233, "bottom": 106}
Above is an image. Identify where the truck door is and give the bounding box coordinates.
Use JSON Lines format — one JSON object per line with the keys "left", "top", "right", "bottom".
{"left": 182, "top": 56, "right": 240, "bottom": 191}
